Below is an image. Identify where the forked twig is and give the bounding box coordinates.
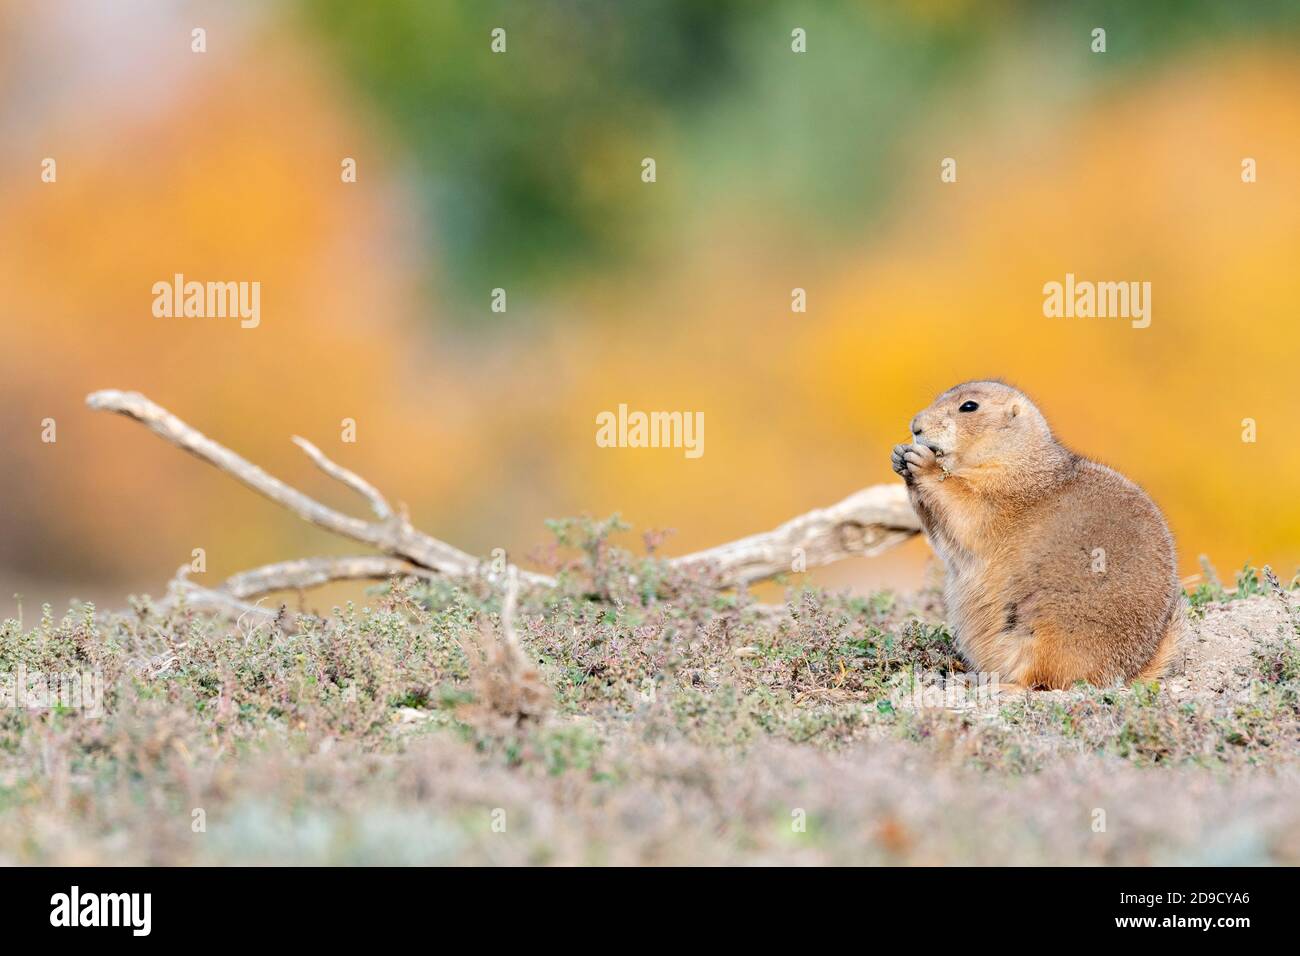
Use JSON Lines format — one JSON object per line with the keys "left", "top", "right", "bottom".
{"left": 86, "top": 389, "right": 549, "bottom": 586}
{"left": 291, "top": 435, "right": 393, "bottom": 520}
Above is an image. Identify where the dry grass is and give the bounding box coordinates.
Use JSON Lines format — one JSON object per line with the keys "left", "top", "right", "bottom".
{"left": 1, "top": 524, "right": 1297, "bottom": 864}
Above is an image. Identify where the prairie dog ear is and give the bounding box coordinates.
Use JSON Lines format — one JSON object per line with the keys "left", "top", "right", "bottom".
{"left": 1009, "top": 403, "right": 1020, "bottom": 419}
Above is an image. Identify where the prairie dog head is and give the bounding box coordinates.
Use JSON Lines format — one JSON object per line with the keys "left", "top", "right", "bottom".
{"left": 908, "top": 380, "right": 1055, "bottom": 472}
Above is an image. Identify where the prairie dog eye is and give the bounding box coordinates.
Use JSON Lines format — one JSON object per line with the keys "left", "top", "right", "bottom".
{"left": 958, "top": 400, "right": 979, "bottom": 412}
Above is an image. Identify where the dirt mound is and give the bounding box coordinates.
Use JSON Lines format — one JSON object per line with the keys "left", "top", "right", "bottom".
{"left": 1168, "top": 594, "right": 1297, "bottom": 699}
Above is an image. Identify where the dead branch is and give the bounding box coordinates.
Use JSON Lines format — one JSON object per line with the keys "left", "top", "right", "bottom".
{"left": 86, "top": 389, "right": 922, "bottom": 604}
{"left": 161, "top": 565, "right": 279, "bottom": 624}
{"left": 221, "top": 555, "right": 436, "bottom": 597}
{"left": 86, "top": 389, "right": 550, "bottom": 586}
{"left": 153, "top": 558, "right": 436, "bottom": 632}
{"left": 498, "top": 564, "right": 522, "bottom": 655}
{"left": 670, "top": 484, "right": 921, "bottom": 586}
{"left": 460, "top": 563, "right": 549, "bottom": 726}
{"left": 291, "top": 435, "right": 393, "bottom": 520}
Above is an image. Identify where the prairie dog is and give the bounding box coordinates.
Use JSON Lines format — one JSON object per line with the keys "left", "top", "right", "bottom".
{"left": 890, "top": 380, "right": 1183, "bottom": 689}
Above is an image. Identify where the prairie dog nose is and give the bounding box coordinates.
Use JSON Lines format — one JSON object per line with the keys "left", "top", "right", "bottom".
{"left": 910, "top": 416, "right": 924, "bottom": 436}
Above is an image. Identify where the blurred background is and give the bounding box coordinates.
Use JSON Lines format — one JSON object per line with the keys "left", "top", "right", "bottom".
{"left": 2, "top": 0, "right": 1298, "bottom": 611}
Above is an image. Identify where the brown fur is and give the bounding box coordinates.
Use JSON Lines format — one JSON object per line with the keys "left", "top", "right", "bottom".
{"left": 891, "top": 380, "right": 1184, "bottom": 690}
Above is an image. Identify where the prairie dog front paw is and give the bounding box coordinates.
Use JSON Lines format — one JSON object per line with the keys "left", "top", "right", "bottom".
{"left": 902, "top": 442, "right": 944, "bottom": 481}
{"left": 891, "top": 443, "right": 912, "bottom": 480}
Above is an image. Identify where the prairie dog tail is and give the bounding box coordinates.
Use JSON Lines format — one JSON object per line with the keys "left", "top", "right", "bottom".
{"left": 1135, "top": 603, "right": 1188, "bottom": 682}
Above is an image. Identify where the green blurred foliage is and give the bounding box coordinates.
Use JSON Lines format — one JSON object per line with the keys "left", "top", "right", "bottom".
{"left": 301, "top": 0, "right": 757, "bottom": 305}
{"left": 299, "top": 0, "right": 1300, "bottom": 317}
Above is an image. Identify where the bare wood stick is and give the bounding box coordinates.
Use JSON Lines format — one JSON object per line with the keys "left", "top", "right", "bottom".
{"left": 168, "top": 583, "right": 278, "bottom": 622}
{"left": 668, "top": 484, "right": 921, "bottom": 586}
{"left": 158, "top": 558, "right": 431, "bottom": 632}
{"left": 87, "top": 390, "right": 376, "bottom": 544}
{"left": 160, "top": 566, "right": 279, "bottom": 624}
{"left": 86, "top": 389, "right": 551, "bottom": 586}
{"left": 499, "top": 564, "right": 522, "bottom": 654}
{"left": 221, "top": 555, "right": 436, "bottom": 598}
{"left": 291, "top": 436, "right": 393, "bottom": 520}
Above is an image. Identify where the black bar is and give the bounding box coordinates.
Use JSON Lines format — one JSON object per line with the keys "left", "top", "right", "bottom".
{"left": 0, "top": 866, "right": 1281, "bottom": 940}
